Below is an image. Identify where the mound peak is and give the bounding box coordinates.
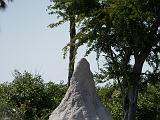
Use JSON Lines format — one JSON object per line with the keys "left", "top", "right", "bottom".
{"left": 49, "top": 58, "right": 113, "bottom": 120}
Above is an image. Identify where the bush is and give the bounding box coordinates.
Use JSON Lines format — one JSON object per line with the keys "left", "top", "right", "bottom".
{"left": 96, "top": 84, "right": 123, "bottom": 120}
{"left": 1, "top": 70, "right": 160, "bottom": 120}
{"left": 137, "top": 84, "right": 160, "bottom": 120}
{"left": 0, "top": 70, "right": 67, "bottom": 120}
{"left": 97, "top": 83, "right": 160, "bottom": 120}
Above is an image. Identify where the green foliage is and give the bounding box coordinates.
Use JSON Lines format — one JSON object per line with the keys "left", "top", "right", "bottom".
{"left": 137, "top": 84, "right": 160, "bottom": 120}
{"left": 71, "top": 0, "right": 160, "bottom": 83}
{"left": 70, "top": 0, "right": 160, "bottom": 119}
{"left": 75, "top": 0, "right": 160, "bottom": 71}
{"left": 47, "top": 0, "right": 160, "bottom": 119}
{"left": 0, "top": 83, "right": 25, "bottom": 120}
{"left": 48, "top": 0, "right": 100, "bottom": 86}
{"left": 47, "top": 0, "right": 99, "bottom": 27}
{"left": 10, "top": 70, "right": 46, "bottom": 120}
{"left": 97, "top": 83, "right": 160, "bottom": 120}
{"left": 0, "top": 70, "right": 160, "bottom": 120}
{"left": 97, "top": 84, "right": 123, "bottom": 120}
{"left": 0, "top": 70, "right": 67, "bottom": 120}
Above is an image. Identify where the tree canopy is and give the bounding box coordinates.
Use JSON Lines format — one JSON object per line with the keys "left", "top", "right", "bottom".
{"left": 0, "top": 0, "right": 12, "bottom": 9}
{"left": 64, "top": 0, "right": 160, "bottom": 119}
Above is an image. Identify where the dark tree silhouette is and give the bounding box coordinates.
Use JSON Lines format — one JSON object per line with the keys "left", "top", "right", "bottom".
{"left": 0, "top": 0, "right": 12, "bottom": 9}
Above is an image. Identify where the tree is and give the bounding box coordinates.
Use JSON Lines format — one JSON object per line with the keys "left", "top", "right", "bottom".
{"left": 5, "top": 70, "right": 67, "bottom": 120}
{"left": 0, "top": 0, "right": 12, "bottom": 9}
{"left": 48, "top": 0, "right": 76, "bottom": 87}
{"left": 73, "top": 0, "right": 160, "bottom": 120}
{"left": 96, "top": 83, "right": 160, "bottom": 120}
{"left": 96, "top": 84, "right": 123, "bottom": 120}
{"left": 0, "top": 83, "right": 25, "bottom": 120}
{"left": 137, "top": 84, "right": 160, "bottom": 120}
{"left": 48, "top": 0, "right": 98, "bottom": 86}
{"left": 0, "top": 71, "right": 159, "bottom": 119}
{"left": 0, "top": 0, "right": 7, "bottom": 9}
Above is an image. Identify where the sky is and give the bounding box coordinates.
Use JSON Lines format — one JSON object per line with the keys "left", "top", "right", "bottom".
{"left": 0, "top": 0, "right": 151, "bottom": 84}
{"left": 0, "top": 0, "right": 99, "bottom": 83}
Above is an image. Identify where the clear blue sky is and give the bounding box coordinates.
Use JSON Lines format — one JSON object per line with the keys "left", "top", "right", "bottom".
{"left": 0, "top": 0, "right": 98, "bottom": 83}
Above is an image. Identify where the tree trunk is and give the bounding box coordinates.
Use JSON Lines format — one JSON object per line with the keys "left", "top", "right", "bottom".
{"left": 123, "top": 61, "right": 143, "bottom": 120}
{"left": 123, "top": 94, "right": 129, "bottom": 120}
{"left": 122, "top": 46, "right": 151, "bottom": 120}
{"left": 123, "top": 78, "right": 138, "bottom": 120}
{"left": 117, "top": 78, "right": 129, "bottom": 120}
{"left": 68, "top": 15, "right": 76, "bottom": 87}
{"left": 128, "top": 85, "right": 138, "bottom": 120}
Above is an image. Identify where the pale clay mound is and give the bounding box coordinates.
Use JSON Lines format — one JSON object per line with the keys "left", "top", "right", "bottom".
{"left": 49, "top": 58, "right": 113, "bottom": 120}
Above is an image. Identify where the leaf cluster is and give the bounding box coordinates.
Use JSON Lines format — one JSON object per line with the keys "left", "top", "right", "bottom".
{"left": 97, "top": 83, "right": 160, "bottom": 120}
{"left": 72, "top": 0, "right": 160, "bottom": 89}
{"left": 47, "top": 0, "right": 99, "bottom": 28}
{"left": 0, "top": 70, "right": 67, "bottom": 120}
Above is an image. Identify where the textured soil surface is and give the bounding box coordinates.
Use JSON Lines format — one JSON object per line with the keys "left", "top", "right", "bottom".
{"left": 49, "top": 58, "right": 113, "bottom": 120}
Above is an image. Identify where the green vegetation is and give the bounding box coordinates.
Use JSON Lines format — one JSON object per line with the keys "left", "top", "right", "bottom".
{"left": 0, "top": 71, "right": 67, "bottom": 120}
{"left": 48, "top": 0, "right": 160, "bottom": 119}
{"left": 1, "top": 0, "right": 160, "bottom": 119}
{"left": 97, "top": 83, "right": 160, "bottom": 120}
{"left": 48, "top": 0, "right": 78, "bottom": 86}
{"left": 0, "top": 71, "right": 159, "bottom": 120}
